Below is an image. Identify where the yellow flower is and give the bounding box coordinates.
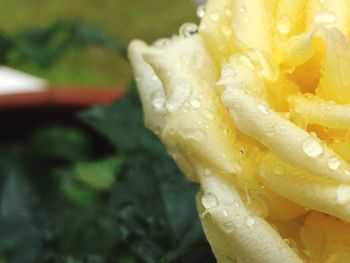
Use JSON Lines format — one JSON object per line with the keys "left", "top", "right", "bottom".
{"left": 128, "top": 0, "right": 350, "bottom": 262}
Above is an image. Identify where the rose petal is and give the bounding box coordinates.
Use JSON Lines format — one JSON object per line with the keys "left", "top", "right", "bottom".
{"left": 197, "top": 172, "right": 303, "bottom": 263}
{"left": 142, "top": 35, "right": 257, "bottom": 184}
{"left": 289, "top": 94, "right": 350, "bottom": 129}
{"left": 128, "top": 40, "right": 166, "bottom": 135}
{"left": 222, "top": 87, "right": 350, "bottom": 183}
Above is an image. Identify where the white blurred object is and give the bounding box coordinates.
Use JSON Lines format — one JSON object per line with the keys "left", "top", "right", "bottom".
{"left": 193, "top": 0, "right": 207, "bottom": 6}
{"left": 0, "top": 66, "right": 48, "bottom": 95}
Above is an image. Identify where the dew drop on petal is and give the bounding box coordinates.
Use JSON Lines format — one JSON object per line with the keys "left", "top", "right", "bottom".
{"left": 179, "top": 23, "right": 198, "bottom": 38}
{"left": 302, "top": 138, "right": 323, "bottom": 157}
{"left": 345, "top": 169, "right": 350, "bottom": 176}
{"left": 190, "top": 98, "right": 201, "bottom": 108}
{"left": 314, "top": 10, "right": 337, "bottom": 25}
{"left": 202, "top": 193, "right": 219, "bottom": 209}
{"left": 210, "top": 12, "right": 220, "bottom": 21}
{"left": 203, "top": 109, "right": 215, "bottom": 120}
{"left": 239, "top": 6, "right": 246, "bottom": 13}
{"left": 328, "top": 156, "right": 341, "bottom": 170}
{"left": 277, "top": 16, "right": 292, "bottom": 35}
{"left": 257, "top": 104, "right": 269, "bottom": 114}
{"left": 153, "top": 38, "right": 170, "bottom": 48}
{"left": 150, "top": 90, "right": 166, "bottom": 112}
{"left": 197, "top": 5, "right": 206, "bottom": 18}
{"left": 336, "top": 185, "right": 350, "bottom": 205}
{"left": 246, "top": 216, "right": 256, "bottom": 227}
{"left": 221, "top": 65, "right": 237, "bottom": 77}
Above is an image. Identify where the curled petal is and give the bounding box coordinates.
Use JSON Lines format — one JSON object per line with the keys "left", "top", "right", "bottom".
{"left": 142, "top": 36, "right": 255, "bottom": 184}
{"left": 281, "top": 28, "right": 350, "bottom": 103}
{"left": 289, "top": 94, "right": 350, "bottom": 129}
{"left": 128, "top": 40, "right": 166, "bottom": 135}
{"left": 306, "top": 0, "right": 350, "bottom": 35}
{"left": 222, "top": 87, "right": 350, "bottom": 183}
{"left": 197, "top": 173, "right": 303, "bottom": 263}
{"left": 260, "top": 153, "right": 350, "bottom": 223}
{"left": 199, "top": 0, "right": 235, "bottom": 64}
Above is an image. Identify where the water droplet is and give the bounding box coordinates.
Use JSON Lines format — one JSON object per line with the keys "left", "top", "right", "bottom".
{"left": 153, "top": 38, "right": 170, "bottom": 47}
{"left": 185, "top": 129, "right": 206, "bottom": 141}
{"left": 210, "top": 12, "right": 220, "bottom": 21}
{"left": 203, "top": 109, "right": 215, "bottom": 120}
{"left": 179, "top": 23, "right": 198, "bottom": 38}
{"left": 221, "top": 65, "right": 237, "bottom": 77}
{"left": 190, "top": 98, "right": 201, "bottom": 108}
{"left": 239, "top": 55, "right": 255, "bottom": 69}
{"left": 257, "top": 104, "right": 269, "bottom": 114}
{"left": 239, "top": 6, "right": 246, "bottom": 13}
{"left": 167, "top": 82, "right": 192, "bottom": 112}
{"left": 202, "top": 193, "right": 219, "bottom": 209}
{"left": 259, "top": 167, "right": 266, "bottom": 178}
{"left": 314, "top": 10, "right": 337, "bottom": 25}
{"left": 328, "top": 156, "right": 341, "bottom": 170}
{"left": 277, "top": 16, "right": 292, "bottom": 35}
{"left": 302, "top": 138, "right": 323, "bottom": 157}
{"left": 336, "top": 185, "right": 350, "bottom": 205}
{"left": 246, "top": 216, "right": 256, "bottom": 227}
{"left": 220, "top": 25, "right": 232, "bottom": 37}
{"left": 197, "top": 5, "right": 206, "bottom": 18}
{"left": 223, "top": 209, "right": 228, "bottom": 217}
{"left": 280, "top": 125, "right": 286, "bottom": 130}
{"left": 344, "top": 169, "right": 350, "bottom": 176}
{"left": 150, "top": 90, "right": 166, "bottom": 112}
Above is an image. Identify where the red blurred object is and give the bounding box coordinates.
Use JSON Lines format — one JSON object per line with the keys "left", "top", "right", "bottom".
{"left": 0, "top": 87, "right": 124, "bottom": 108}
{"left": 0, "top": 87, "right": 125, "bottom": 141}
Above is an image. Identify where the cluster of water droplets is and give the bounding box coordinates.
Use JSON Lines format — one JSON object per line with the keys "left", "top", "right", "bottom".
{"left": 166, "top": 81, "right": 192, "bottom": 112}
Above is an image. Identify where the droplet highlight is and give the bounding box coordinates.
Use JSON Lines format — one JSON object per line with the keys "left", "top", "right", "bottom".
{"left": 246, "top": 216, "right": 256, "bottom": 227}
{"left": 179, "top": 23, "right": 198, "bottom": 38}
{"left": 336, "top": 185, "right": 350, "bottom": 205}
{"left": 328, "top": 156, "right": 341, "bottom": 170}
{"left": 190, "top": 98, "right": 201, "bottom": 108}
{"left": 277, "top": 16, "right": 292, "bottom": 35}
{"left": 314, "top": 10, "right": 337, "bottom": 25}
{"left": 197, "top": 5, "right": 206, "bottom": 18}
{"left": 302, "top": 138, "right": 323, "bottom": 157}
{"left": 202, "top": 193, "right": 219, "bottom": 209}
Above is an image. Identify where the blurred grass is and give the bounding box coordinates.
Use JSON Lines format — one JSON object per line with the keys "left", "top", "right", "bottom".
{"left": 0, "top": 0, "right": 197, "bottom": 88}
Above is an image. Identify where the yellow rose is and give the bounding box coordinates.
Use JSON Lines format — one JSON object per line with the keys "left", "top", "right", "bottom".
{"left": 128, "top": 0, "right": 350, "bottom": 262}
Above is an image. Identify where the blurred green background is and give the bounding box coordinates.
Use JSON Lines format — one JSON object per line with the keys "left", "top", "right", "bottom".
{"left": 0, "top": 1, "right": 217, "bottom": 263}
{"left": 0, "top": 0, "right": 197, "bottom": 88}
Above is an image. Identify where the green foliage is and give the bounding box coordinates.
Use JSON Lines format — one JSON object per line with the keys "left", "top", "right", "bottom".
{"left": 1, "top": 20, "right": 126, "bottom": 69}
{"left": 0, "top": 89, "right": 215, "bottom": 262}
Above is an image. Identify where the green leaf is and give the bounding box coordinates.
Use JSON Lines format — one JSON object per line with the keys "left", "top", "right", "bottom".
{"left": 0, "top": 174, "right": 42, "bottom": 263}
{"left": 74, "top": 155, "right": 123, "bottom": 190}
{"left": 79, "top": 96, "right": 160, "bottom": 153}
{"left": 29, "top": 126, "right": 92, "bottom": 162}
